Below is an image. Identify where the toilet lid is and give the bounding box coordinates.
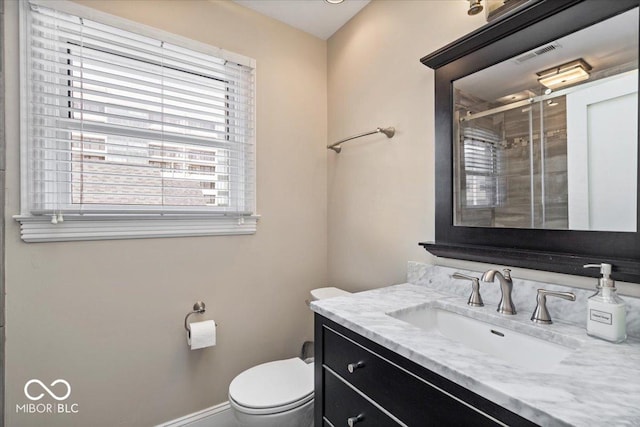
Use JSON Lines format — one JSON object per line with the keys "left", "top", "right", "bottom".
{"left": 229, "top": 358, "right": 314, "bottom": 411}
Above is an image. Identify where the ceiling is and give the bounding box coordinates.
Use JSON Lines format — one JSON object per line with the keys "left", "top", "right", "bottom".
{"left": 232, "top": 0, "right": 371, "bottom": 40}
{"left": 456, "top": 7, "right": 639, "bottom": 102}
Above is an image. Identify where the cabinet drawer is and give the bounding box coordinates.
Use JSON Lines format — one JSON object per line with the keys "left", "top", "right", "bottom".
{"left": 324, "top": 368, "right": 400, "bottom": 427}
{"left": 322, "top": 325, "right": 500, "bottom": 426}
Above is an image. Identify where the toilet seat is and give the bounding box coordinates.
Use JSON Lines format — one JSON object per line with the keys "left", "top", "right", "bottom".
{"left": 229, "top": 358, "right": 314, "bottom": 416}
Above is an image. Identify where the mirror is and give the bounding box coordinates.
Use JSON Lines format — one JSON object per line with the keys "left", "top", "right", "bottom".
{"left": 420, "top": 0, "right": 640, "bottom": 283}
{"left": 453, "top": 8, "right": 638, "bottom": 231}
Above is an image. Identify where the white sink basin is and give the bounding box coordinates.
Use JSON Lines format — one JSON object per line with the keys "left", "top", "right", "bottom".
{"left": 388, "top": 304, "right": 577, "bottom": 373}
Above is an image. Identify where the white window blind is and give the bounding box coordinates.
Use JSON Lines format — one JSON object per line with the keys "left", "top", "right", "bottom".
{"left": 461, "top": 127, "right": 503, "bottom": 208}
{"left": 18, "top": 1, "right": 257, "bottom": 241}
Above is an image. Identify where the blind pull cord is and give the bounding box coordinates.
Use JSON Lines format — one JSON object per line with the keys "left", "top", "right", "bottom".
{"left": 160, "top": 41, "right": 165, "bottom": 214}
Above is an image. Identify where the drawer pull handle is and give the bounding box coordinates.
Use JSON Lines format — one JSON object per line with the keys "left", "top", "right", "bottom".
{"left": 347, "top": 414, "right": 364, "bottom": 426}
{"left": 347, "top": 361, "right": 365, "bottom": 373}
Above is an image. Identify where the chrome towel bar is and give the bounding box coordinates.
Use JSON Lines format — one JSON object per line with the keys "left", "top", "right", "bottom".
{"left": 327, "top": 127, "right": 395, "bottom": 153}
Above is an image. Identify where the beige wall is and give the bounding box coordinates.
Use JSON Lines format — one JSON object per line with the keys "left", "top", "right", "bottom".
{"left": 327, "top": 1, "right": 485, "bottom": 291}
{"left": 326, "top": 0, "right": 640, "bottom": 297}
{"left": 3, "top": 1, "right": 326, "bottom": 426}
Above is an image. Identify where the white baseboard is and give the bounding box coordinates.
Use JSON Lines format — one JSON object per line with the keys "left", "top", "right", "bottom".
{"left": 156, "top": 401, "right": 236, "bottom": 427}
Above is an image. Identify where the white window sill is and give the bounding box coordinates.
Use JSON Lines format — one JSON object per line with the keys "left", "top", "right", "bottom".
{"left": 14, "top": 215, "right": 259, "bottom": 243}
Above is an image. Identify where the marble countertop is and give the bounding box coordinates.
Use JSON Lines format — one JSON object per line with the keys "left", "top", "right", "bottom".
{"left": 310, "top": 283, "right": 640, "bottom": 426}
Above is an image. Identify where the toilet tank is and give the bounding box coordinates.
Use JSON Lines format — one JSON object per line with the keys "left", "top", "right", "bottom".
{"left": 310, "top": 287, "right": 351, "bottom": 301}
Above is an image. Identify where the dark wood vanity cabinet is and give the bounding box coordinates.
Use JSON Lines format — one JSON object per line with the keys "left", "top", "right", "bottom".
{"left": 314, "top": 314, "right": 538, "bottom": 426}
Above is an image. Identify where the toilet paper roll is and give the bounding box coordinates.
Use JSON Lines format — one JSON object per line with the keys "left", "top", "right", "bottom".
{"left": 187, "top": 320, "right": 216, "bottom": 350}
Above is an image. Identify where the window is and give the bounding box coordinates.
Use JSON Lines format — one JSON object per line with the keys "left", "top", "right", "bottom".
{"left": 18, "top": 1, "right": 256, "bottom": 242}
{"left": 460, "top": 127, "right": 504, "bottom": 208}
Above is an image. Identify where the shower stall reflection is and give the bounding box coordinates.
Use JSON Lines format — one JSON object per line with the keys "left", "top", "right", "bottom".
{"left": 455, "top": 91, "right": 569, "bottom": 229}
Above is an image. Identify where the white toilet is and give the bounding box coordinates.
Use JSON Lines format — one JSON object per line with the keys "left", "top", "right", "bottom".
{"left": 228, "top": 287, "right": 350, "bottom": 427}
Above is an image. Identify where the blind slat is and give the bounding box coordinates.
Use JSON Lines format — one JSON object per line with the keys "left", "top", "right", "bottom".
{"left": 29, "top": 42, "right": 251, "bottom": 90}
{"left": 31, "top": 74, "right": 252, "bottom": 113}
{"left": 33, "top": 166, "right": 254, "bottom": 181}
{"left": 31, "top": 141, "right": 254, "bottom": 162}
{"left": 31, "top": 119, "right": 253, "bottom": 150}
{"left": 34, "top": 104, "right": 243, "bottom": 138}
{"left": 31, "top": 16, "right": 252, "bottom": 83}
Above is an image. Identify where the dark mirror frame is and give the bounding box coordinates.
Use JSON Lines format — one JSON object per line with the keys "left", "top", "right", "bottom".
{"left": 420, "top": 0, "right": 640, "bottom": 283}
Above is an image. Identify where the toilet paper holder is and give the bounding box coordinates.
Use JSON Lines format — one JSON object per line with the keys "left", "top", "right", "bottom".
{"left": 184, "top": 301, "right": 216, "bottom": 338}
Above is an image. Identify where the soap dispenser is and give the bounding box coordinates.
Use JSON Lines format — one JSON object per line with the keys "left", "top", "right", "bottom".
{"left": 584, "top": 263, "right": 627, "bottom": 343}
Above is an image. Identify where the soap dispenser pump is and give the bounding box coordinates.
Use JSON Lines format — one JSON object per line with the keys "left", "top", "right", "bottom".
{"left": 584, "top": 263, "right": 627, "bottom": 343}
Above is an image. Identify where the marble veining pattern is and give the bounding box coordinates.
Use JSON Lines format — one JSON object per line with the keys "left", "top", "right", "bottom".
{"left": 312, "top": 264, "right": 640, "bottom": 426}
{"left": 407, "top": 262, "right": 640, "bottom": 337}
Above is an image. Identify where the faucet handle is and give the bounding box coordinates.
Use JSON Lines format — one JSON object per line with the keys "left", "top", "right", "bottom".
{"left": 502, "top": 268, "right": 512, "bottom": 279}
{"left": 530, "top": 289, "right": 576, "bottom": 324}
{"left": 452, "top": 273, "right": 484, "bottom": 307}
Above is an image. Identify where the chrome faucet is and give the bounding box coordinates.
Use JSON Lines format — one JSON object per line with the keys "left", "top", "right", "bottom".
{"left": 481, "top": 268, "right": 516, "bottom": 315}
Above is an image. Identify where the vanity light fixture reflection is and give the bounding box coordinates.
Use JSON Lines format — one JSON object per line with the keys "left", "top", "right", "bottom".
{"left": 537, "top": 59, "right": 592, "bottom": 90}
{"left": 324, "top": 0, "right": 344, "bottom": 4}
